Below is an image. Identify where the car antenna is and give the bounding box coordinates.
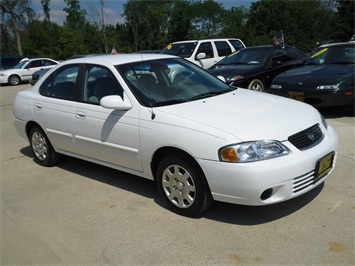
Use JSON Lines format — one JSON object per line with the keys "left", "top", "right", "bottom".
{"left": 140, "top": 53, "right": 156, "bottom": 120}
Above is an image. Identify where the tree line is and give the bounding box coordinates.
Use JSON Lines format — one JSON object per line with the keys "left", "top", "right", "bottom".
{"left": 0, "top": 0, "right": 354, "bottom": 60}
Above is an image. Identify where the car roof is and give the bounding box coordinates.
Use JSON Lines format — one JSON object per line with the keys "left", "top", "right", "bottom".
{"left": 172, "top": 38, "right": 243, "bottom": 44}
{"left": 318, "top": 42, "right": 355, "bottom": 48}
{"left": 61, "top": 53, "right": 178, "bottom": 66}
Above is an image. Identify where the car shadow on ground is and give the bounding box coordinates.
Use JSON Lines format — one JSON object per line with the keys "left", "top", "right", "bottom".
{"left": 20, "top": 146, "right": 324, "bottom": 225}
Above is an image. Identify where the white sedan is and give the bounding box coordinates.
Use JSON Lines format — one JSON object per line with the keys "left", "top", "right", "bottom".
{"left": 0, "top": 57, "right": 59, "bottom": 85}
{"left": 13, "top": 53, "right": 338, "bottom": 216}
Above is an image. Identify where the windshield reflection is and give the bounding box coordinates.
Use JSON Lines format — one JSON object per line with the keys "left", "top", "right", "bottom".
{"left": 117, "top": 58, "right": 233, "bottom": 107}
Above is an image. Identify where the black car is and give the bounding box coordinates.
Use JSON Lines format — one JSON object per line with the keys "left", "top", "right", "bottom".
{"left": 30, "top": 68, "right": 50, "bottom": 85}
{"left": 208, "top": 45, "right": 308, "bottom": 92}
{"left": 270, "top": 42, "right": 355, "bottom": 115}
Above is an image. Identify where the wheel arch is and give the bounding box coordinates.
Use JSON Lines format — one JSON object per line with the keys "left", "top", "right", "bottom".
{"left": 151, "top": 146, "right": 208, "bottom": 188}
{"left": 25, "top": 121, "right": 43, "bottom": 139}
{"left": 8, "top": 74, "right": 21, "bottom": 85}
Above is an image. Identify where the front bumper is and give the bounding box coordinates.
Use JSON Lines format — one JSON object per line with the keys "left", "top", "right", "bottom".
{"left": 0, "top": 76, "right": 9, "bottom": 84}
{"left": 271, "top": 89, "right": 354, "bottom": 107}
{"left": 197, "top": 124, "right": 338, "bottom": 206}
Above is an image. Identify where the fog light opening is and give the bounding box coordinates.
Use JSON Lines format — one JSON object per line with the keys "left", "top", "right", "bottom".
{"left": 260, "top": 188, "right": 273, "bottom": 201}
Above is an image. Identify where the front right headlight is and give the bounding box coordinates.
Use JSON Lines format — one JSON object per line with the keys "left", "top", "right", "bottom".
{"left": 219, "top": 140, "right": 289, "bottom": 163}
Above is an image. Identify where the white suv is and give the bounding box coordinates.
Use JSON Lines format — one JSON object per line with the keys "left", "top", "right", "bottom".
{"left": 161, "top": 38, "right": 246, "bottom": 69}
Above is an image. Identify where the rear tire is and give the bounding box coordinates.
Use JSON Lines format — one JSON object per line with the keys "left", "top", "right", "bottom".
{"left": 29, "top": 126, "right": 61, "bottom": 166}
{"left": 156, "top": 153, "right": 213, "bottom": 217}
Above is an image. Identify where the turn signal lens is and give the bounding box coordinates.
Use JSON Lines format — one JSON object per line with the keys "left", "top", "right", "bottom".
{"left": 220, "top": 147, "right": 238, "bottom": 162}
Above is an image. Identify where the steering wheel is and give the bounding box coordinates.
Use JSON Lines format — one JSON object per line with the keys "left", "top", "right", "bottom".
{"left": 171, "top": 72, "right": 194, "bottom": 97}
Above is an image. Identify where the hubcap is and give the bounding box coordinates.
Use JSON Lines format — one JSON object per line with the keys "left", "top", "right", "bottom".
{"left": 31, "top": 131, "right": 48, "bottom": 161}
{"left": 162, "top": 164, "right": 196, "bottom": 208}
{"left": 251, "top": 83, "right": 261, "bottom": 91}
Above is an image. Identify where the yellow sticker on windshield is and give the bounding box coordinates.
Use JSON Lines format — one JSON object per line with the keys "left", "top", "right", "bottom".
{"left": 311, "top": 48, "right": 328, "bottom": 58}
{"left": 167, "top": 44, "right": 172, "bottom": 49}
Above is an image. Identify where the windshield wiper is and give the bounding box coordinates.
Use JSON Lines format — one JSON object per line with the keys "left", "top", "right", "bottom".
{"left": 190, "top": 90, "right": 231, "bottom": 101}
{"left": 152, "top": 99, "right": 186, "bottom": 107}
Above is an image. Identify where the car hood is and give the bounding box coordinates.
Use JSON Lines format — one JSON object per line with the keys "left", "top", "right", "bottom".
{"left": 0, "top": 68, "right": 23, "bottom": 74}
{"left": 273, "top": 64, "right": 354, "bottom": 84}
{"left": 156, "top": 89, "right": 319, "bottom": 142}
{"left": 208, "top": 64, "right": 261, "bottom": 77}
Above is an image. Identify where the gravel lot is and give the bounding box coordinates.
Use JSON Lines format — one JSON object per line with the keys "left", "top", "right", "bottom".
{"left": 1, "top": 84, "right": 354, "bottom": 265}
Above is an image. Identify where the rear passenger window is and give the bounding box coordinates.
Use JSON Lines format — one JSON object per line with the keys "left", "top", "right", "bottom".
{"left": 214, "top": 41, "right": 232, "bottom": 57}
{"left": 39, "top": 64, "right": 80, "bottom": 100}
{"left": 229, "top": 39, "right": 245, "bottom": 51}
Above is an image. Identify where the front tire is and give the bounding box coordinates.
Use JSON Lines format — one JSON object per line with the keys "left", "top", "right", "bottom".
{"left": 156, "top": 153, "right": 213, "bottom": 217}
{"left": 248, "top": 79, "right": 265, "bottom": 92}
{"left": 29, "top": 126, "right": 61, "bottom": 166}
{"left": 9, "top": 75, "right": 20, "bottom": 86}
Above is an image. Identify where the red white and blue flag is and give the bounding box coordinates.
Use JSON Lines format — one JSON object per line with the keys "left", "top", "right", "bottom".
{"left": 111, "top": 46, "right": 117, "bottom": 54}
{"left": 273, "top": 30, "right": 284, "bottom": 47}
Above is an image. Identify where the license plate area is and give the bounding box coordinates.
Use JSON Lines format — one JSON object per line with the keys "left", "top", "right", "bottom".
{"left": 288, "top": 91, "right": 305, "bottom": 102}
{"left": 315, "top": 152, "right": 335, "bottom": 180}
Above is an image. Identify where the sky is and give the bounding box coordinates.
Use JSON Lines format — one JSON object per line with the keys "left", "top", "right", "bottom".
{"left": 32, "top": 0, "right": 254, "bottom": 26}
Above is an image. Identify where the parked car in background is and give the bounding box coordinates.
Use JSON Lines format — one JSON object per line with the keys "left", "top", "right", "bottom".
{"left": 30, "top": 54, "right": 104, "bottom": 85}
{"left": 30, "top": 68, "right": 50, "bottom": 85}
{"left": 161, "top": 38, "right": 246, "bottom": 69}
{"left": 0, "top": 57, "right": 59, "bottom": 85}
{"left": 208, "top": 45, "right": 308, "bottom": 92}
{"left": 270, "top": 42, "right": 355, "bottom": 115}
{"left": 13, "top": 53, "right": 338, "bottom": 216}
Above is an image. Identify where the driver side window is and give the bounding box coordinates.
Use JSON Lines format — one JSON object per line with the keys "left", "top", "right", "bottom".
{"left": 196, "top": 42, "right": 214, "bottom": 59}
{"left": 82, "top": 65, "right": 123, "bottom": 104}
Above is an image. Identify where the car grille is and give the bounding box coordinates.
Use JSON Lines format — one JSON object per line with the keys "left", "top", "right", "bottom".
{"left": 288, "top": 124, "right": 323, "bottom": 150}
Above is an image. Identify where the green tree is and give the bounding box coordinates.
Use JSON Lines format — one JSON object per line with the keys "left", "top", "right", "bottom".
{"left": 123, "top": 0, "right": 171, "bottom": 51}
{"left": 219, "top": 6, "right": 249, "bottom": 42}
{"left": 0, "top": 0, "right": 34, "bottom": 55}
{"left": 63, "top": 0, "right": 87, "bottom": 31}
{"left": 191, "top": 0, "right": 225, "bottom": 38}
{"left": 246, "top": 0, "right": 337, "bottom": 51}
{"left": 332, "top": 0, "right": 355, "bottom": 41}
{"left": 167, "top": 0, "right": 194, "bottom": 42}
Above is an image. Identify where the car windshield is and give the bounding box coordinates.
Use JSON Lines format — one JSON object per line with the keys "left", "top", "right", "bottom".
{"left": 216, "top": 46, "right": 273, "bottom": 65}
{"left": 161, "top": 42, "right": 197, "bottom": 58}
{"left": 12, "top": 60, "right": 29, "bottom": 69}
{"left": 117, "top": 58, "right": 233, "bottom": 107}
{"left": 307, "top": 45, "right": 355, "bottom": 65}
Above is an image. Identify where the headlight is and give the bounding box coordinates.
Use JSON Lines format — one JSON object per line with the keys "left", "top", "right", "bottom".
{"left": 225, "top": 75, "right": 244, "bottom": 83}
{"left": 321, "top": 115, "right": 328, "bottom": 130}
{"left": 317, "top": 85, "right": 339, "bottom": 90}
{"left": 219, "top": 140, "right": 289, "bottom": 163}
{"left": 270, "top": 84, "right": 282, "bottom": 89}
{"left": 0, "top": 73, "right": 7, "bottom": 77}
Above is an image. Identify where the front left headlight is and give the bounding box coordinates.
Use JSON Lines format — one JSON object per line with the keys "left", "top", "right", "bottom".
{"left": 317, "top": 85, "right": 339, "bottom": 90}
{"left": 219, "top": 140, "right": 289, "bottom": 163}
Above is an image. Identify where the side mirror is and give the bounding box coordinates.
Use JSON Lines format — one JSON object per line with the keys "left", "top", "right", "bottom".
{"left": 217, "top": 76, "right": 226, "bottom": 83}
{"left": 196, "top": 53, "right": 206, "bottom": 60}
{"left": 100, "top": 95, "right": 132, "bottom": 110}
